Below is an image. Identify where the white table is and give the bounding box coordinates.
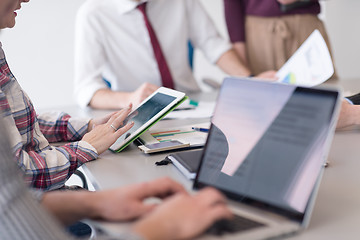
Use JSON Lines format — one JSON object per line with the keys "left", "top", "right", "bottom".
{"left": 46, "top": 80, "right": 360, "bottom": 239}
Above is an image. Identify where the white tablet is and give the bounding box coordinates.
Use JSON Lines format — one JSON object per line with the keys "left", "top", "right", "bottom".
{"left": 109, "top": 87, "right": 187, "bottom": 152}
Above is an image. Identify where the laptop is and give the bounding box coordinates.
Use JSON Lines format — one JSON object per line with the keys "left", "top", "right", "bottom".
{"left": 194, "top": 77, "right": 341, "bottom": 239}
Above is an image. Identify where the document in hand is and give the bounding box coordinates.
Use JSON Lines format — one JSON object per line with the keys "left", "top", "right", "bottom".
{"left": 109, "top": 87, "right": 187, "bottom": 152}
{"left": 276, "top": 29, "right": 334, "bottom": 87}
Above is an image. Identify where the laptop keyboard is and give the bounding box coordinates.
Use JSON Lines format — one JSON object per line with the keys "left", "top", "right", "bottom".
{"left": 206, "top": 214, "right": 266, "bottom": 236}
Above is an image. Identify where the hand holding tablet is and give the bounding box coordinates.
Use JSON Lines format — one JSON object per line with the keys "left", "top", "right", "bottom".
{"left": 109, "top": 87, "right": 187, "bottom": 152}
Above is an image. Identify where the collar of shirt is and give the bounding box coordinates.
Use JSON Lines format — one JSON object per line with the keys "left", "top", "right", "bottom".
{"left": 0, "top": 43, "right": 12, "bottom": 89}
{"left": 118, "top": 0, "right": 148, "bottom": 15}
{"left": 0, "top": 42, "right": 5, "bottom": 60}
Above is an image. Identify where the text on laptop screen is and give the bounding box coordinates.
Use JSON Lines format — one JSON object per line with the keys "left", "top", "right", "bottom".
{"left": 196, "top": 78, "right": 338, "bottom": 214}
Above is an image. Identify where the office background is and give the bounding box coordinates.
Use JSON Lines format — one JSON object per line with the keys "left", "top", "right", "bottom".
{"left": 0, "top": 0, "right": 359, "bottom": 109}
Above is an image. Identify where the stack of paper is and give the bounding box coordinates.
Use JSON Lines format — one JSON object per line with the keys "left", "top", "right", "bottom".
{"left": 138, "top": 122, "right": 210, "bottom": 153}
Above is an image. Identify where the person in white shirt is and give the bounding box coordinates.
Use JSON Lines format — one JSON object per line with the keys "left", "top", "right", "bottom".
{"left": 74, "top": 0, "right": 276, "bottom": 109}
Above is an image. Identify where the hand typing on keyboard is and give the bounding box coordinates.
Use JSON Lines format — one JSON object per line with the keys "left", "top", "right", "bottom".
{"left": 132, "top": 187, "right": 233, "bottom": 240}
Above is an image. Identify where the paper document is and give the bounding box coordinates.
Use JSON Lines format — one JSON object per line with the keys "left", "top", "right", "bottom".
{"left": 138, "top": 122, "right": 210, "bottom": 153}
{"left": 276, "top": 29, "right": 334, "bottom": 87}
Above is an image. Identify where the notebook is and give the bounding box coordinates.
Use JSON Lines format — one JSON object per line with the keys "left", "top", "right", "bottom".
{"left": 193, "top": 77, "right": 341, "bottom": 239}
{"left": 166, "top": 149, "right": 203, "bottom": 179}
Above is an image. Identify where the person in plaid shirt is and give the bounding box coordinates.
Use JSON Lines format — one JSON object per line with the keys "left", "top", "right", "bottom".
{"left": 0, "top": 1, "right": 135, "bottom": 190}
{"left": 0, "top": 113, "right": 232, "bottom": 240}
{"left": 0, "top": 3, "right": 233, "bottom": 239}
{"left": 0, "top": 47, "right": 134, "bottom": 190}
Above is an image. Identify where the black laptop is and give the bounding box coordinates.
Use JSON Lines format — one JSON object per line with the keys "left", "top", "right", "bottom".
{"left": 194, "top": 77, "right": 341, "bottom": 239}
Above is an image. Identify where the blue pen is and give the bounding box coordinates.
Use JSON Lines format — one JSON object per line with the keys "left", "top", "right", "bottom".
{"left": 192, "top": 127, "right": 209, "bottom": 133}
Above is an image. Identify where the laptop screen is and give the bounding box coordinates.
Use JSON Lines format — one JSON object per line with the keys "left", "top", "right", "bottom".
{"left": 194, "top": 78, "right": 339, "bottom": 220}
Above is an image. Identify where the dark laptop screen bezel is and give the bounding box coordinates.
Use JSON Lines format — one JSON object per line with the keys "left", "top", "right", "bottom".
{"left": 193, "top": 79, "right": 339, "bottom": 223}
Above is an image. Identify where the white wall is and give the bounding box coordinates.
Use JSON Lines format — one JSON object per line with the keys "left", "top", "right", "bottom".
{"left": 323, "top": 0, "right": 360, "bottom": 80}
{"left": 1, "top": 0, "right": 359, "bottom": 109}
{"left": 0, "top": 0, "right": 86, "bottom": 109}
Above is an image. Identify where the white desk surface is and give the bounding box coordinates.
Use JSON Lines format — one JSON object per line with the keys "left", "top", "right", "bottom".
{"left": 84, "top": 129, "right": 360, "bottom": 240}
{"left": 47, "top": 80, "right": 360, "bottom": 239}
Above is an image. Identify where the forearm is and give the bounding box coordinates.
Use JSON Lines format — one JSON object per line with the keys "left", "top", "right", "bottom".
{"left": 38, "top": 112, "right": 89, "bottom": 142}
{"left": 336, "top": 100, "right": 360, "bottom": 129}
{"left": 17, "top": 141, "right": 98, "bottom": 190}
{"left": 216, "top": 49, "right": 251, "bottom": 77}
{"left": 90, "top": 89, "right": 132, "bottom": 109}
{"left": 232, "top": 42, "right": 248, "bottom": 68}
{"left": 42, "top": 190, "right": 99, "bottom": 226}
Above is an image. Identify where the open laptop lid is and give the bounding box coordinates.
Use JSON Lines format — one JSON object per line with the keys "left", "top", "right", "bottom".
{"left": 194, "top": 77, "right": 340, "bottom": 223}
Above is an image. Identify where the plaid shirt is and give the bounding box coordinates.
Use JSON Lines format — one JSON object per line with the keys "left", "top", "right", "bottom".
{"left": 0, "top": 43, "right": 98, "bottom": 190}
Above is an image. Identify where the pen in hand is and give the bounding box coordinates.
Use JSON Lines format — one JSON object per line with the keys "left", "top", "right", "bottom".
{"left": 192, "top": 127, "right": 209, "bottom": 133}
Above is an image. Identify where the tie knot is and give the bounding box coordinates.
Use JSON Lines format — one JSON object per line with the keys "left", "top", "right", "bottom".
{"left": 137, "top": 2, "right": 147, "bottom": 13}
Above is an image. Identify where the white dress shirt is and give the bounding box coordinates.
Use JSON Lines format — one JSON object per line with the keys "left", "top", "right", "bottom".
{"left": 74, "top": 0, "right": 232, "bottom": 107}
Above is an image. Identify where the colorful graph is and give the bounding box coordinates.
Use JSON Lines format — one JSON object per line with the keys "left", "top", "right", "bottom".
{"left": 282, "top": 72, "right": 297, "bottom": 84}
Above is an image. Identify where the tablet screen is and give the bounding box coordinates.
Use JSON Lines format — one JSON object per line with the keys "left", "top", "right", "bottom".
{"left": 112, "top": 92, "right": 177, "bottom": 148}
